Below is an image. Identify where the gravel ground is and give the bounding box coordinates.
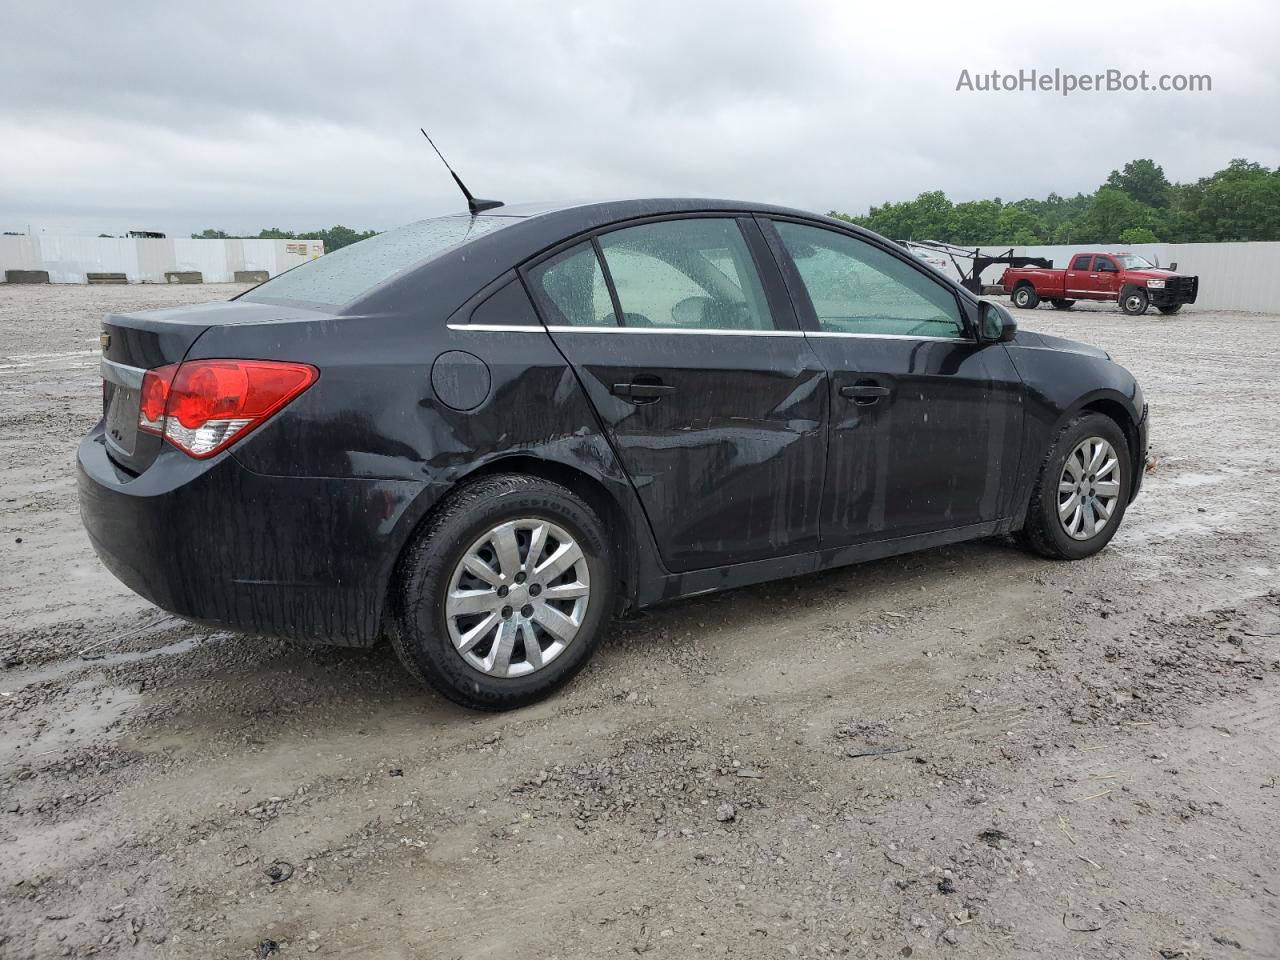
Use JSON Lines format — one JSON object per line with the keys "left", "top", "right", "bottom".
{"left": 1, "top": 283, "right": 1278, "bottom": 959}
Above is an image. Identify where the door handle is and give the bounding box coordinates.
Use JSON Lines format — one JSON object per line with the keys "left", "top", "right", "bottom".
{"left": 840, "top": 384, "right": 890, "bottom": 404}
{"left": 612, "top": 381, "right": 676, "bottom": 401}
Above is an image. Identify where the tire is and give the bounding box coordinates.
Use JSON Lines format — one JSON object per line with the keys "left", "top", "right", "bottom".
{"left": 1011, "top": 285, "right": 1040, "bottom": 310}
{"left": 1120, "top": 287, "right": 1149, "bottom": 315}
{"left": 391, "top": 473, "right": 616, "bottom": 711}
{"left": 1021, "top": 412, "right": 1132, "bottom": 561}
{"left": 1050, "top": 299, "right": 1075, "bottom": 310}
{"left": 1157, "top": 304, "right": 1182, "bottom": 315}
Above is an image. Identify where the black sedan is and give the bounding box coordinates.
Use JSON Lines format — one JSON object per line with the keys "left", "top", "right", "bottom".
{"left": 78, "top": 199, "right": 1148, "bottom": 710}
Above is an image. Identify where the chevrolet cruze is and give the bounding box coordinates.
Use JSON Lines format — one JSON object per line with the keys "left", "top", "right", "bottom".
{"left": 78, "top": 199, "right": 1148, "bottom": 709}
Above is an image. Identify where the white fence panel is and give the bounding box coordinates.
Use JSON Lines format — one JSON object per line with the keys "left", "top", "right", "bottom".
{"left": 37, "top": 237, "right": 141, "bottom": 283}
{"left": 172, "top": 239, "right": 231, "bottom": 282}
{"left": 1, "top": 237, "right": 325, "bottom": 283}
{"left": 0, "top": 235, "right": 42, "bottom": 271}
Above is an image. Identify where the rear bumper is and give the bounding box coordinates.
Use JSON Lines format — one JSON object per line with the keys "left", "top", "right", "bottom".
{"left": 76, "top": 427, "right": 439, "bottom": 646}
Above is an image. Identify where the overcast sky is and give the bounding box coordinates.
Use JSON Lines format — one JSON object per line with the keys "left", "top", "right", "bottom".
{"left": 2, "top": 0, "right": 1277, "bottom": 237}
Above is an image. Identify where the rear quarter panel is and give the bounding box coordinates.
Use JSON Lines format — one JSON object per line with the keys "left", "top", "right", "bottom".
{"left": 185, "top": 301, "right": 647, "bottom": 625}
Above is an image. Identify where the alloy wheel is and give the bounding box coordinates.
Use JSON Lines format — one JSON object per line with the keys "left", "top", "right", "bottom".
{"left": 1057, "top": 437, "right": 1122, "bottom": 540}
{"left": 444, "top": 518, "right": 591, "bottom": 677}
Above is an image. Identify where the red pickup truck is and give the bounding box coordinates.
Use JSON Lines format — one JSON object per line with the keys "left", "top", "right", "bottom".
{"left": 1000, "top": 252, "right": 1199, "bottom": 315}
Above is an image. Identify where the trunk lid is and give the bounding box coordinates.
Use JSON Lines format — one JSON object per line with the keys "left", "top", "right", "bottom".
{"left": 99, "top": 300, "right": 323, "bottom": 474}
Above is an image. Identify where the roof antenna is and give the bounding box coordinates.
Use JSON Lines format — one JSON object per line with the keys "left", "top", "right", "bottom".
{"left": 420, "top": 129, "right": 503, "bottom": 215}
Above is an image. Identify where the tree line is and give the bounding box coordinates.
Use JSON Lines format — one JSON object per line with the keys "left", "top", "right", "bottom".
{"left": 830, "top": 158, "right": 1280, "bottom": 246}
{"left": 189, "top": 225, "right": 378, "bottom": 252}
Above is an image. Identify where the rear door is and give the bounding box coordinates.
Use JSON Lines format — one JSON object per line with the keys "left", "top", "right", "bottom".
{"left": 524, "top": 216, "right": 827, "bottom": 573}
{"left": 761, "top": 218, "right": 1024, "bottom": 546}
{"left": 1064, "top": 253, "right": 1098, "bottom": 300}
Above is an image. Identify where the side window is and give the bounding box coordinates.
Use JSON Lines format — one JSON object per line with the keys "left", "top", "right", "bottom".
{"left": 596, "top": 219, "right": 774, "bottom": 331}
{"left": 1095, "top": 257, "right": 1117, "bottom": 273}
{"left": 1072, "top": 255, "right": 1092, "bottom": 270}
{"left": 773, "top": 222, "right": 964, "bottom": 338}
{"left": 528, "top": 242, "right": 617, "bottom": 327}
{"left": 467, "top": 275, "right": 541, "bottom": 327}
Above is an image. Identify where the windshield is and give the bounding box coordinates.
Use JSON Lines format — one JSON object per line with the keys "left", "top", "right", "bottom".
{"left": 1115, "top": 254, "right": 1156, "bottom": 269}
{"left": 242, "top": 215, "right": 515, "bottom": 307}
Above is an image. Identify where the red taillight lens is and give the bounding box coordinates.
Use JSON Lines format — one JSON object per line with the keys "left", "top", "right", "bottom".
{"left": 136, "top": 359, "right": 317, "bottom": 459}
{"left": 138, "top": 364, "right": 178, "bottom": 434}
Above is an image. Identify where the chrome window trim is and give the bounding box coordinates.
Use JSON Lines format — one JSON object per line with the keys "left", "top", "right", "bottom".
{"left": 809, "top": 330, "right": 966, "bottom": 343}
{"left": 548, "top": 325, "right": 803, "bottom": 337}
{"left": 452, "top": 323, "right": 804, "bottom": 337}
{"left": 449, "top": 323, "right": 965, "bottom": 343}
{"left": 101, "top": 357, "right": 146, "bottom": 389}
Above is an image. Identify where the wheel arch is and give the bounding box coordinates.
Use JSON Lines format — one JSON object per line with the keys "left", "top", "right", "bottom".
{"left": 379, "top": 453, "right": 643, "bottom": 641}
{"left": 1119, "top": 283, "right": 1149, "bottom": 312}
{"left": 1073, "top": 394, "right": 1142, "bottom": 498}
{"left": 1008, "top": 388, "right": 1140, "bottom": 538}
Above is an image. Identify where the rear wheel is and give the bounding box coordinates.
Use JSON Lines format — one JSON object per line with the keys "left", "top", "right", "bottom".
{"left": 1011, "top": 285, "right": 1040, "bottom": 309}
{"left": 1120, "top": 288, "right": 1149, "bottom": 315}
{"left": 1021, "top": 413, "right": 1131, "bottom": 561}
{"left": 1051, "top": 299, "right": 1075, "bottom": 310}
{"left": 1157, "top": 304, "right": 1182, "bottom": 315}
{"left": 392, "top": 474, "right": 615, "bottom": 710}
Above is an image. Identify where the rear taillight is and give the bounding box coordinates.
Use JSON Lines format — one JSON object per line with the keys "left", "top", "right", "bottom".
{"left": 137, "top": 359, "right": 318, "bottom": 459}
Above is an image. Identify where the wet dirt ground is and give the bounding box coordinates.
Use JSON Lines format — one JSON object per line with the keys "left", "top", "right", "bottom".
{"left": 1, "top": 283, "right": 1277, "bottom": 959}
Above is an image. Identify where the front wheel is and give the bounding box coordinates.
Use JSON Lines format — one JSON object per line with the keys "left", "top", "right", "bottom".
{"left": 1021, "top": 413, "right": 1131, "bottom": 561}
{"left": 1157, "top": 304, "right": 1182, "bottom": 315}
{"left": 1011, "top": 285, "right": 1040, "bottom": 309}
{"left": 1120, "top": 288, "right": 1149, "bottom": 315}
{"left": 1051, "top": 299, "right": 1075, "bottom": 310}
{"left": 392, "top": 474, "right": 615, "bottom": 710}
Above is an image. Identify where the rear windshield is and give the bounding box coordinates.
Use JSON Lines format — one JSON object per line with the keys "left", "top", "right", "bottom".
{"left": 242, "top": 215, "right": 515, "bottom": 308}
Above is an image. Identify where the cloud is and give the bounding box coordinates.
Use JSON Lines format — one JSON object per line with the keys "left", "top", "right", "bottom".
{"left": 2, "top": 0, "right": 1276, "bottom": 236}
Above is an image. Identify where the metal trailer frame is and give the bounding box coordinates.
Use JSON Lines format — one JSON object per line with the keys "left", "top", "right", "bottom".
{"left": 897, "top": 240, "right": 1053, "bottom": 294}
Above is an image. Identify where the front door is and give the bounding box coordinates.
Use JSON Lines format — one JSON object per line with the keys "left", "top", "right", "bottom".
{"left": 762, "top": 218, "right": 1024, "bottom": 546}
{"left": 524, "top": 216, "right": 828, "bottom": 573}
{"left": 1092, "top": 255, "right": 1121, "bottom": 297}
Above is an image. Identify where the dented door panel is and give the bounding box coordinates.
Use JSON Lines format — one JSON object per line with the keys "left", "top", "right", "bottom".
{"left": 543, "top": 330, "right": 829, "bottom": 572}
{"left": 807, "top": 336, "right": 1024, "bottom": 544}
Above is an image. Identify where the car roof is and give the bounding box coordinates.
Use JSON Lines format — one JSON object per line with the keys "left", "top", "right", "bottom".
{"left": 434, "top": 197, "right": 833, "bottom": 225}
{"left": 467, "top": 197, "right": 822, "bottom": 216}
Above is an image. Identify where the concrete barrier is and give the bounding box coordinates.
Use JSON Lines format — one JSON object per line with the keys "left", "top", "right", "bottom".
{"left": 233, "top": 270, "right": 269, "bottom": 284}
{"left": 4, "top": 270, "right": 49, "bottom": 284}
{"left": 86, "top": 273, "right": 128, "bottom": 284}
{"left": 165, "top": 271, "right": 203, "bottom": 284}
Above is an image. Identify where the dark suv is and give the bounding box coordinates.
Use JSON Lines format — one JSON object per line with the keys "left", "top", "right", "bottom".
{"left": 78, "top": 199, "right": 1148, "bottom": 709}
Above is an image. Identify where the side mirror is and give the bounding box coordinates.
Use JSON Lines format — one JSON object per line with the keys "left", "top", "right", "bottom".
{"left": 979, "top": 300, "right": 1017, "bottom": 343}
{"left": 1169, "top": 261, "right": 1178, "bottom": 271}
